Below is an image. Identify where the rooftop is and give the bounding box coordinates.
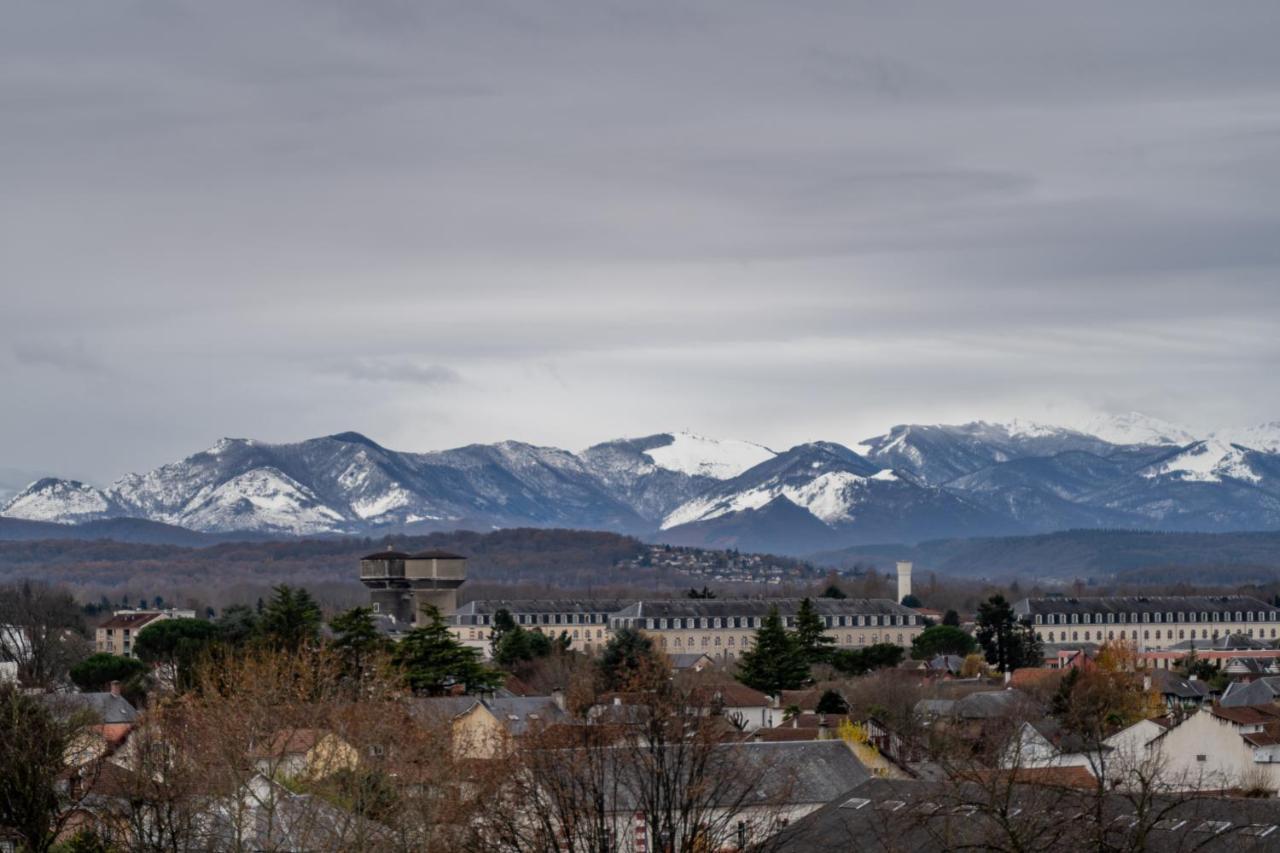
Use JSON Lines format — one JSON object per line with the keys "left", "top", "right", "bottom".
{"left": 1015, "top": 595, "right": 1273, "bottom": 618}
{"left": 613, "top": 598, "right": 914, "bottom": 620}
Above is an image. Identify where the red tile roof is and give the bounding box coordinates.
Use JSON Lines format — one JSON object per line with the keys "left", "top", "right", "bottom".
{"left": 1211, "top": 704, "right": 1280, "bottom": 726}
{"left": 97, "top": 612, "right": 164, "bottom": 631}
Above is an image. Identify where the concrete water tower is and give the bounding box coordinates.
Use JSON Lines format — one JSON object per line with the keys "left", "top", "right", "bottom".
{"left": 896, "top": 561, "right": 913, "bottom": 604}
{"left": 359, "top": 548, "right": 467, "bottom": 627}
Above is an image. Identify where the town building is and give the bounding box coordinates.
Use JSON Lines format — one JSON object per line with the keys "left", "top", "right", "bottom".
{"left": 358, "top": 551, "right": 922, "bottom": 659}
{"left": 1013, "top": 595, "right": 1280, "bottom": 652}
{"left": 359, "top": 549, "right": 467, "bottom": 628}
{"left": 449, "top": 598, "right": 634, "bottom": 654}
{"left": 94, "top": 608, "right": 195, "bottom": 657}
{"left": 609, "top": 598, "right": 924, "bottom": 660}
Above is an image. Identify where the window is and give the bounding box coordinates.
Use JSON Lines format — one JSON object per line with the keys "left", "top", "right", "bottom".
{"left": 1241, "top": 825, "right": 1277, "bottom": 838}
{"left": 1035, "top": 615, "right": 1043, "bottom": 625}
{"left": 1195, "top": 754, "right": 1207, "bottom": 762}
{"left": 1153, "top": 819, "right": 1187, "bottom": 832}
{"left": 840, "top": 797, "right": 871, "bottom": 810}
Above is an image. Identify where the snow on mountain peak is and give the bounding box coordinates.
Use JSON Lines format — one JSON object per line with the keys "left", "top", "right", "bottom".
{"left": 642, "top": 432, "right": 774, "bottom": 480}
{"left": 1, "top": 478, "right": 115, "bottom": 523}
{"left": 1141, "top": 438, "right": 1261, "bottom": 484}
{"left": 1080, "top": 412, "right": 1196, "bottom": 447}
{"left": 1213, "top": 422, "right": 1280, "bottom": 454}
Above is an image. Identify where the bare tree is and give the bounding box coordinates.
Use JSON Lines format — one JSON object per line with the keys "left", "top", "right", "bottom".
{"left": 0, "top": 580, "right": 89, "bottom": 688}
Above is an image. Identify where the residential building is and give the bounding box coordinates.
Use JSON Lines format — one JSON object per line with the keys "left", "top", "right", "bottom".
{"left": 1014, "top": 595, "right": 1280, "bottom": 652}
{"left": 95, "top": 609, "right": 195, "bottom": 657}
{"left": 408, "top": 694, "right": 570, "bottom": 760}
{"left": 1148, "top": 704, "right": 1280, "bottom": 793}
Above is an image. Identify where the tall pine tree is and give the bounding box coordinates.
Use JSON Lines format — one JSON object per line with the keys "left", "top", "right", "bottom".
{"left": 736, "top": 606, "right": 809, "bottom": 695}
{"left": 793, "top": 598, "right": 834, "bottom": 664}
{"left": 392, "top": 606, "right": 503, "bottom": 695}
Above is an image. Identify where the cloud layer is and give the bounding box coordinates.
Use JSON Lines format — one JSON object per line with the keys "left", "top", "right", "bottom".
{"left": 4, "top": 1, "right": 1280, "bottom": 482}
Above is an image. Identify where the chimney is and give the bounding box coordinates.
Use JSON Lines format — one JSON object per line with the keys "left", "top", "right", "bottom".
{"left": 109, "top": 680, "right": 122, "bottom": 697}
{"left": 551, "top": 687, "right": 566, "bottom": 712}
{"left": 896, "top": 561, "right": 913, "bottom": 604}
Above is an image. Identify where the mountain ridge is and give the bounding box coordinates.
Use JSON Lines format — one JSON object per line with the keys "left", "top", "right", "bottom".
{"left": 10, "top": 417, "right": 1280, "bottom": 554}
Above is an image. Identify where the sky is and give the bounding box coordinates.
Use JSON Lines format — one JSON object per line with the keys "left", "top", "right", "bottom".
{"left": 4, "top": 1, "right": 1280, "bottom": 488}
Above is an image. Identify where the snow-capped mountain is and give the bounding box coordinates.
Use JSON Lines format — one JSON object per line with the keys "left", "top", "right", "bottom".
{"left": 579, "top": 432, "right": 774, "bottom": 524}
{"left": 9, "top": 415, "right": 1280, "bottom": 554}
{"left": 1079, "top": 412, "right": 1196, "bottom": 447}
{"left": 854, "top": 421, "right": 1115, "bottom": 486}
{"left": 658, "top": 442, "right": 1015, "bottom": 548}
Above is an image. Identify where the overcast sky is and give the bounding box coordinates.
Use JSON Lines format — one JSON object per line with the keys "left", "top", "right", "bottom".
{"left": 5, "top": 1, "right": 1280, "bottom": 486}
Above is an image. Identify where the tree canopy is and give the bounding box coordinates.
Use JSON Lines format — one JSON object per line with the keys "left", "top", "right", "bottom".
{"left": 598, "top": 626, "right": 659, "bottom": 691}
{"left": 975, "top": 594, "right": 1042, "bottom": 672}
{"left": 793, "top": 598, "right": 834, "bottom": 664}
{"left": 391, "top": 606, "right": 502, "bottom": 696}
{"left": 68, "top": 653, "right": 148, "bottom": 693}
{"left": 258, "top": 584, "right": 322, "bottom": 650}
{"left": 910, "top": 625, "right": 978, "bottom": 660}
{"left": 736, "top": 607, "right": 809, "bottom": 695}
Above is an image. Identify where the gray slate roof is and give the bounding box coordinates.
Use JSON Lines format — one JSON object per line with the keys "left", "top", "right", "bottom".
{"left": 1015, "top": 595, "right": 1274, "bottom": 620}
{"left": 39, "top": 691, "right": 138, "bottom": 725}
{"left": 612, "top": 598, "right": 914, "bottom": 620}
{"left": 1221, "top": 676, "right": 1280, "bottom": 708}
{"left": 770, "top": 776, "right": 1280, "bottom": 852}
{"left": 454, "top": 599, "right": 634, "bottom": 616}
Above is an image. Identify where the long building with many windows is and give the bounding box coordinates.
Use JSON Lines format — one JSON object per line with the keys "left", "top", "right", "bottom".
{"left": 1014, "top": 595, "right": 1280, "bottom": 651}
{"left": 609, "top": 598, "right": 923, "bottom": 660}
{"left": 447, "top": 597, "right": 923, "bottom": 660}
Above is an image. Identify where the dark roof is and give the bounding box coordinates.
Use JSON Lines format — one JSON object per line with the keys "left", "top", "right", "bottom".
{"left": 1015, "top": 595, "right": 1273, "bottom": 619}
{"left": 360, "top": 549, "right": 410, "bottom": 561}
{"left": 566, "top": 741, "right": 871, "bottom": 811}
{"left": 454, "top": 599, "right": 634, "bottom": 616}
{"left": 613, "top": 598, "right": 915, "bottom": 620}
{"left": 39, "top": 691, "right": 138, "bottom": 725}
{"left": 1149, "top": 668, "right": 1211, "bottom": 700}
{"left": 770, "top": 776, "right": 1280, "bottom": 852}
{"left": 1167, "top": 633, "right": 1274, "bottom": 651}
{"left": 1211, "top": 704, "right": 1280, "bottom": 726}
{"left": 97, "top": 612, "right": 165, "bottom": 630}
{"left": 1221, "top": 677, "right": 1280, "bottom": 708}
{"left": 484, "top": 696, "right": 569, "bottom": 735}
{"left": 408, "top": 550, "right": 466, "bottom": 560}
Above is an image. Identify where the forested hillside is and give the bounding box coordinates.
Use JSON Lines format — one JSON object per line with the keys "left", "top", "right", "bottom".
{"left": 812, "top": 529, "right": 1280, "bottom": 584}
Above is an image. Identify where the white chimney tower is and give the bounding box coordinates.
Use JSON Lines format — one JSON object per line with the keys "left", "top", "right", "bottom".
{"left": 896, "top": 561, "right": 913, "bottom": 604}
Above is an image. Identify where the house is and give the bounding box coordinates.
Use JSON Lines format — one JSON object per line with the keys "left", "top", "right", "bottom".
{"left": 926, "top": 655, "right": 965, "bottom": 676}
{"left": 1148, "top": 704, "right": 1280, "bottom": 793}
{"left": 409, "top": 695, "right": 569, "bottom": 760}
{"left": 667, "top": 652, "right": 715, "bottom": 672}
{"left": 1221, "top": 676, "right": 1280, "bottom": 708}
{"left": 540, "top": 740, "right": 874, "bottom": 852}
{"left": 1146, "top": 669, "right": 1211, "bottom": 711}
{"left": 251, "top": 729, "right": 360, "bottom": 781}
{"left": 40, "top": 684, "right": 139, "bottom": 748}
{"left": 1001, "top": 720, "right": 1104, "bottom": 773}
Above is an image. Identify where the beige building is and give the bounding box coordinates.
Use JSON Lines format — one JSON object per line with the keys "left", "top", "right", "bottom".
{"left": 95, "top": 609, "right": 195, "bottom": 657}
{"left": 1014, "top": 595, "right": 1280, "bottom": 651}
{"left": 448, "top": 599, "right": 631, "bottom": 656}
{"left": 609, "top": 598, "right": 924, "bottom": 661}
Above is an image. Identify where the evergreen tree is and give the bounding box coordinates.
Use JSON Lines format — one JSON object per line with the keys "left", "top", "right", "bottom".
{"left": 133, "top": 619, "right": 221, "bottom": 691}
{"left": 942, "top": 609, "right": 961, "bottom": 627}
{"left": 259, "top": 585, "right": 322, "bottom": 650}
{"left": 736, "top": 607, "right": 809, "bottom": 695}
{"left": 910, "top": 624, "right": 978, "bottom": 660}
{"left": 392, "top": 606, "right": 502, "bottom": 696}
{"left": 598, "top": 626, "right": 658, "bottom": 691}
{"left": 488, "top": 609, "right": 518, "bottom": 659}
{"left": 975, "top": 594, "right": 1042, "bottom": 672}
{"left": 69, "top": 653, "right": 148, "bottom": 693}
{"left": 819, "top": 584, "right": 847, "bottom": 600}
{"left": 330, "top": 606, "right": 389, "bottom": 680}
{"left": 215, "top": 604, "right": 259, "bottom": 647}
{"left": 493, "top": 625, "right": 554, "bottom": 667}
{"left": 900, "top": 593, "right": 923, "bottom": 608}
{"left": 793, "top": 598, "right": 834, "bottom": 664}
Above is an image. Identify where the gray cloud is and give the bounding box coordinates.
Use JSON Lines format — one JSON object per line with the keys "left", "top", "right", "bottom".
{"left": 3, "top": 1, "right": 1280, "bottom": 482}
{"left": 325, "top": 359, "right": 461, "bottom": 386}
{"left": 12, "top": 340, "right": 106, "bottom": 374}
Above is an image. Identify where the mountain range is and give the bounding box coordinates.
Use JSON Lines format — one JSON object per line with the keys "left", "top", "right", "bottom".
{"left": 7, "top": 414, "right": 1280, "bottom": 554}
